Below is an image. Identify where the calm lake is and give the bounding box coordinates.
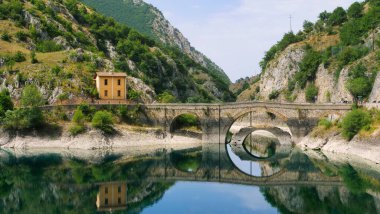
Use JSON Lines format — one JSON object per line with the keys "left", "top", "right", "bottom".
{"left": 1, "top": 137, "right": 380, "bottom": 213}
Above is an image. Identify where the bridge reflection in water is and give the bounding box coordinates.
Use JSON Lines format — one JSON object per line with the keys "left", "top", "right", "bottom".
{"left": 1, "top": 141, "right": 380, "bottom": 213}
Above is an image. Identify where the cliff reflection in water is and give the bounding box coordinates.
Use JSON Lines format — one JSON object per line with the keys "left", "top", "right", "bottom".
{"left": 1, "top": 142, "right": 380, "bottom": 213}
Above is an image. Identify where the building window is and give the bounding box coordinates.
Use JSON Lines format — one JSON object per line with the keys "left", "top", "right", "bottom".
{"left": 118, "top": 197, "right": 121, "bottom": 205}
{"left": 117, "top": 90, "right": 121, "bottom": 97}
{"left": 118, "top": 79, "right": 121, "bottom": 86}
{"left": 105, "top": 90, "right": 108, "bottom": 97}
{"left": 118, "top": 186, "right": 121, "bottom": 193}
{"left": 105, "top": 187, "right": 108, "bottom": 194}
{"left": 104, "top": 79, "right": 108, "bottom": 85}
{"left": 105, "top": 198, "right": 108, "bottom": 205}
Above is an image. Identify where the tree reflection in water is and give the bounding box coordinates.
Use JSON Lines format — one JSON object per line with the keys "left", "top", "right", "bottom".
{"left": 0, "top": 145, "right": 380, "bottom": 214}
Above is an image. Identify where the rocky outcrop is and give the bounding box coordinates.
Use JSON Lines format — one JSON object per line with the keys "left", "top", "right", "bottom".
{"left": 299, "top": 132, "right": 380, "bottom": 164}
{"left": 258, "top": 46, "right": 304, "bottom": 100}
{"left": 127, "top": 76, "right": 156, "bottom": 103}
{"left": 314, "top": 66, "right": 353, "bottom": 103}
{"left": 369, "top": 71, "right": 380, "bottom": 103}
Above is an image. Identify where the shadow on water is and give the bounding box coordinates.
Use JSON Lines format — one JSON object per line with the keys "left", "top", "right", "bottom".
{"left": 1, "top": 141, "right": 380, "bottom": 213}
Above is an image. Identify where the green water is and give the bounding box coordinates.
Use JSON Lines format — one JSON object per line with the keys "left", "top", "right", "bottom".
{"left": 0, "top": 144, "right": 379, "bottom": 214}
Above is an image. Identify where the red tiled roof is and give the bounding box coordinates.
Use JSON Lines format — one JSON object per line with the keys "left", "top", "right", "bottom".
{"left": 96, "top": 72, "right": 127, "bottom": 77}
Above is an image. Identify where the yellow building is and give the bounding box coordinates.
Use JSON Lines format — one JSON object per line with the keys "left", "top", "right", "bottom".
{"left": 95, "top": 72, "right": 127, "bottom": 100}
{"left": 96, "top": 182, "right": 127, "bottom": 212}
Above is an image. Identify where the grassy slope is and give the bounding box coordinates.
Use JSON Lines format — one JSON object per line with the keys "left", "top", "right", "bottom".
{"left": 0, "top": 0, "right": 235, "bottom": 104}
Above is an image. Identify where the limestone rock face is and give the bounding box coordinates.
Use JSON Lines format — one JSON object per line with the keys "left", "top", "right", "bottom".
{"left": 127, "top": 76, "right": 156, "bottom": 103}
{"left": 258, "top": 46, "right": 305, "bottom": 100}
{"left": 369, "top": 71, "right": 380, "bottom": 103}
{"left": 314, "top": 66, "right": 353, "bottom": 103}
{"left": 243, "top": 44, "right": 356, "bottom": 103}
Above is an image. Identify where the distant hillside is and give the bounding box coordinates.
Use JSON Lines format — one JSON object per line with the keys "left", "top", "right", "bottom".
{"left": 80, "top": 0, "right": 231, "bottom": 87}
{"left": 0, "top": 0, "right": 235, "bottom": 104}
{"left": 237, "top": 0, "right": 380, "bottom": 104}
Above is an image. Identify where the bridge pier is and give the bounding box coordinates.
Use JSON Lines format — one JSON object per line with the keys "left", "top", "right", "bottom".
{"left": 286, "top": 118, "right": 319, "bottom": 143}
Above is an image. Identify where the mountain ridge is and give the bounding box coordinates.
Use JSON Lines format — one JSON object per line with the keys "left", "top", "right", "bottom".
{"left": 0, "top": 0, "right": 235, "bottom": 105}
{"left": 80, "top": 0, "right": 231, "bottom": 86}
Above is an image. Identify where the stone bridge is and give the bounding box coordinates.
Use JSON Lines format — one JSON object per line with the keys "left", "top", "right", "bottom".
{"left": 45, "top": 101, "right": 351, "bottom": 144}
{"left": 142, "top": 102, "right": 351, "bottom": 144}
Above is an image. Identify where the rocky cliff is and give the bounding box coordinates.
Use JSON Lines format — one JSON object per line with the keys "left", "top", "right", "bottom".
{"left": 237, "top": 1, "right": 380, "bottom": 104}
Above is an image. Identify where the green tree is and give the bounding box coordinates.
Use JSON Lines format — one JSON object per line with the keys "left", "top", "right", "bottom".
{"left": 158, "top": 91, "right": 176, "bottom": 103}
{"left": 294, "top": 47, "right": 321, "bottom": 88}
{"left": 347, "top": 2, "right": 363, "bottom": 19}
{"left": 319, "top": 10, "right": 331, "bottom": 22}
{"left": 21, "top": 85, "right": 45, "bottom": 107}
{"left": 127, "top": 89, "right": 140, "bottom": 101}
{"left": 342, "top": 109, "right": 371, "bottom": 140}
{"left": 305, "top": 84, "right": 319, "bottom": 102}
{"left": 0, "top": 89, "right": 13, "bottom": 118}
{"left": 3, "top": 109, "right": 29, "bottom": 130}
{"left": 92, "top": 111, "right": 114, "bottom": 133}
{"left": 69, "top": 108, "right": 86, "bottom": 136}
{"left": 3, "top": 108, "right": 44, "bottom": 130}
{"left": 72, "top": 109, "right": 85, "bottom": 125}
{"left": 328, "top": 7, "right": 347, "bottom": 26}
{"left": 346, "top": 63, "right": 374, "bottom": 99}
{"left": 303, "top": 21, "right": 314, "bottom": 33}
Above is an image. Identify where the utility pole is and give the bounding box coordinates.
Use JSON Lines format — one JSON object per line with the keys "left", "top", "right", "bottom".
{"left": 289, "top": 15, "right": 293, "bottom": 33}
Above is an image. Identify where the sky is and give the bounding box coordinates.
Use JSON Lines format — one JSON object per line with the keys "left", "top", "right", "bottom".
{"left": 144, "top": 0, "right": 358, "bottom": 82}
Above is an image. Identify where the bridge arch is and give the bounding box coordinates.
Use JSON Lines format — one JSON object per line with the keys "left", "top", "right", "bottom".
{"left": 169, "top": 112, "right": 203, "bottom": 138}
{"left": 226, "top": 108, "right": 293, "bottom": 145}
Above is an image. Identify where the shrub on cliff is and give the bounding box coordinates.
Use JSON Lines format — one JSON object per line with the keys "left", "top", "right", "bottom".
{"left": 69, "top": 109, "right": 86, "bottom": 136}
{"left": 2, "top": 86, "right": 45, "bottom": 130}
{"left": 318, "top": 118, "right": 332, "bottom": 130}
{"left": 294, "top": 47, "right": 321, "bottom": 89}
{"left": 346, "top": 63, "right": 376, "bottom": 100}
{"left": 269, "top": 90, "right": 280, "bottom": 100}
{"left": 21, "top": 85, "right": 45, "bottom": 107}
{"left": 91, "top": 111, "right": 114, "bottom": 134}
{"left": 305, "top": 84, "right": 319, "bottom": 103}
{"left": 158, "top": 92, "right": 176, "bottom": 103}
{"left": 341, "top": 109, "right": 371, "bottom": 140}
{"left": 0, "top": 89, "right": 13, "bottom": 118}
{"left": 3, "top": 108, "right": 44, "bottom": 130}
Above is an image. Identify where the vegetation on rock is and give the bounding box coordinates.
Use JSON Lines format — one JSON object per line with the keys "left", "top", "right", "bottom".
{"left": 341, "top": 109, "right": 371, "bottom": 140}
{"left": 91, "top": 110, "right": 114, "bottom": 133}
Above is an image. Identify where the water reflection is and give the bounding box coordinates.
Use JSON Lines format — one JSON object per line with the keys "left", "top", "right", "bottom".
{"left": 170, "top": 147, "right": 202, "bottom": 173}
{"left": 226, "top": 130, "right": 292, "bottom": 177}
{"left": 0, "top": 145, "right": 380, "bottom": 213}
{"left": 97, "top": 182, "right": 127, "bottom": 212}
